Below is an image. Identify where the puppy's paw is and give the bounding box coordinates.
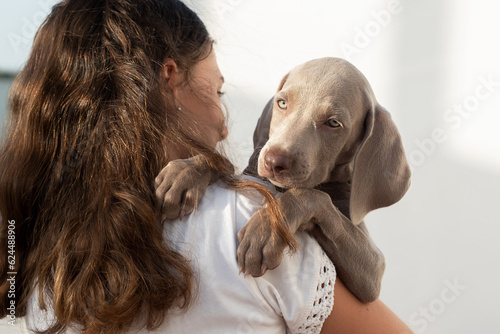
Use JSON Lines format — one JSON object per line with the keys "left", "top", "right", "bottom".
{"left": 155, "top": 155, "right": 214, "bottom": 221}
{"left": 237, "top": 209, "right": 288, "bottom": 277}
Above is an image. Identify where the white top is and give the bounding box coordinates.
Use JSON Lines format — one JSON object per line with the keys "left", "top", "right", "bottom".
{"left": 27, "top": 179, "right": 336, "bottom": 334}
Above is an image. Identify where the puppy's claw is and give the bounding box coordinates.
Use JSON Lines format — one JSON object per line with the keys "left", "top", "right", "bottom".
{"left": 239, "top": 267, "right": 245, "bottom": 276}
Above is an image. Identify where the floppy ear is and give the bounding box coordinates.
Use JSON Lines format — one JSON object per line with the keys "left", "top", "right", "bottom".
{"left": 243, "top": 98, "right": 273, "bottom": 176}
{"left": 349, "top": 104, "right": 411, "bottom": 225}
{"left": 244, "top": 73, "right": 289, "bottom": 176}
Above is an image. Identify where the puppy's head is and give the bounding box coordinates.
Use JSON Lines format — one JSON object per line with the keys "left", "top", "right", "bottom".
{"left": 258, "top": 58, "right": 371, "bottom": 189}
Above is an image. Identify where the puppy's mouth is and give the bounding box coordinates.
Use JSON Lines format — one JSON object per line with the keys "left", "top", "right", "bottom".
{"left": 267, "top": 177, "right": 306, "bottom": 190}
{"left": 258, "top": 166, "right": 313, "bottom": 189}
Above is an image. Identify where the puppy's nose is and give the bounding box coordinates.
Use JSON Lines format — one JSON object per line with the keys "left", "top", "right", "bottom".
{"left": 264, "top": 149, "right": 292, "bottom": 175}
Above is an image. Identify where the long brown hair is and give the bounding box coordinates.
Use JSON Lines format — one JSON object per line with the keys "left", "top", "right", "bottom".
{"left": 0, "top": 0, "right": 295, "bottom": 333}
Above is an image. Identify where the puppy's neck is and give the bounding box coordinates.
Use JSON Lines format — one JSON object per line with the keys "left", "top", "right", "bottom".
{"left": 327, "top": 161, "right": 353, "bottom": 184}
{"left": 313, "top": 162, "right": 353, "bottom": 218}
{"left": 315, "top": 179, "right": 351, "bottom": 218}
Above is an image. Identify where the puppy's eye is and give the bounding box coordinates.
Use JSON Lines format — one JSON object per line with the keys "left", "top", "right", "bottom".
{"left": 277, "top": 99, "right": 287, "bottom": 110}
{"left": 327, "top": 119, "right": 342, "bottom": 128}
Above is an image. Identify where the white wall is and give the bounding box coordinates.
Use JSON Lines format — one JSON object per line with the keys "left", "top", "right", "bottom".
{"left": 1, "top": 1, "right": 499, "bottom": 333}
{"left": 190, "top": 1, "right": 500, "bottom": 333}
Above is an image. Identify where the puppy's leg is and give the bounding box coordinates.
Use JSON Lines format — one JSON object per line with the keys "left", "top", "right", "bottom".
{"left": 309, "top": 220, "right": 385, "bottom": 303}
{"left": 155, "top": 155, "right": 220, "bottom": 221}
{"left": 237, "top": 188, "right": 385, "bottom": 303}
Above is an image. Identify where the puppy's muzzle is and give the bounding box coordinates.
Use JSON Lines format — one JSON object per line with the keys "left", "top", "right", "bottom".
{"left": 263, "top": 148, "right": 293, "bottom": 177}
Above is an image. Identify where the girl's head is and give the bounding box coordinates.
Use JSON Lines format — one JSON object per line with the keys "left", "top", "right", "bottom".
{"left": 0, "top": 0, "right": 228, "bottom": 332}
{"left": 164, "top": 45, "right": 229, "bottom": 158}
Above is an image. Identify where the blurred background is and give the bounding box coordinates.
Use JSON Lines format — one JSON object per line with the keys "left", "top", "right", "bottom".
{"left": 1, "top": 0, "right": 499, "bottom": 333}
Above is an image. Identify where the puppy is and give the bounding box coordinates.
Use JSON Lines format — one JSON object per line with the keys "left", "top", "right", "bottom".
{"left": 156, "top": 58, "right": 411, "bottom": 302}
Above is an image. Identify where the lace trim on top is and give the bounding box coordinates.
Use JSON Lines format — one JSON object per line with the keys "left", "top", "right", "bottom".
{"left": 293, "top": 251, "right": 336, "bottom": 334}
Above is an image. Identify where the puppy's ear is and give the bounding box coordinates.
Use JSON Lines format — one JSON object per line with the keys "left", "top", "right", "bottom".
{"left": 243, "top": 98, "right": 274, "bottom": 176}
{"left": 349, "top": 103, "right": 411, "bottom": 225}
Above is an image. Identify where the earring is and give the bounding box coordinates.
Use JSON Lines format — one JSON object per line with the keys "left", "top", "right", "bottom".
{"left": 177, "top": 106, "right": 182, "bottom": 111}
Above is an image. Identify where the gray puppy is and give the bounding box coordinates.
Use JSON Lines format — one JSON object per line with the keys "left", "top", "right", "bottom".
{"left": 156, "top": 58, "right": 411, "bottom": 302}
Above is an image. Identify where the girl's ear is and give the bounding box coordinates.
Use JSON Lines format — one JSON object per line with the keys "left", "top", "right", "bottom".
{"left": 162, "top": 59, "right": 182, "bottom": 99}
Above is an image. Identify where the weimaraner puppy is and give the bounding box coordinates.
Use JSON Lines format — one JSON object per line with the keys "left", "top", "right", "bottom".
{"left": 155, "top": 57, "right": 411, "bottom": 302}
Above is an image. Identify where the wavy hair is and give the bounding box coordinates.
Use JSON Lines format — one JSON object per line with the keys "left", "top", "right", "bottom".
{"left": 0, "top": 0, "right": 295, "bottom": 333}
